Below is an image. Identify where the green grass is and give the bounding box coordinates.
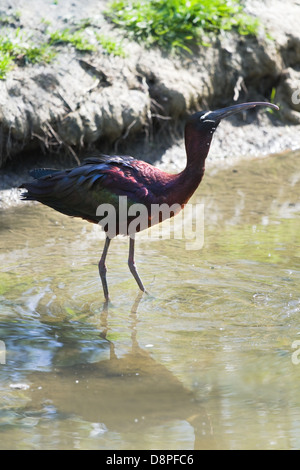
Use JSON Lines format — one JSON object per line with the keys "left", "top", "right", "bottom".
{"left": 105, "top": 0, "right": 260, "bottom": 52}
{"left": 0, "top": 52, "right": 14, "bottom": 79}
{"left": 0, "top": 33, "right": 22, "bottom": 56}
{"left": 49, "top": 23, "right": 127, "bottom": 56}
{"left": 0, "top": 30, "right": 56, "bottom": 79}
{"left": 95, "top": 33, "right": 126, "bottom": 57}
{"left": 266, "top": 86, "right": 280, "bottom": 114}
{"left": 49, "top": 28, "right": 96, "bottom": 52}
{"left": 23, "top": 43, "right": 56, "bottom": 64}
{"left": 1, "top": 0, "right": 259, "bottom": 78}
{"left": 0, "top": 21, "right": 128, "bottom": 79}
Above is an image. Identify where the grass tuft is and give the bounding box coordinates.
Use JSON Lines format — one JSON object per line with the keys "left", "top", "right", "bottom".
{"left": 22, "top": 43, "right": 56, "bottom": 64}
{"left": 49, "top": 28, "right": 96, "bottom": 52}
{"left": 95, "top": 33, "right": 126, "bottom": 57}
{"left": 0, "top": 30, "right": 56, "bottom": 79}
{"left": 0, "top": 52, "right": 14, "bottom": 79}
{"left": 105, "top": 0, "right": 260, "bottom": 52}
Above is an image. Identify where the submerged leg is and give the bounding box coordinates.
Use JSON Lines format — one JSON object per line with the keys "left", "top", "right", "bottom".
{"left": 98, "top": 236, "right": 111, "bottom": 301}
{"left": 128, "top": 236, "right": 146, "bottom": 293}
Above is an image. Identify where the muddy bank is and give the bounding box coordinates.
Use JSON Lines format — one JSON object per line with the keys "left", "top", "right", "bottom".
{"left": 0, "top": 0, "right": 300, "bottom": 203}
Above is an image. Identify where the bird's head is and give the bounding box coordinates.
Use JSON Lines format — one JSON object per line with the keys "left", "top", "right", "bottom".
{"left": 184, "top": 101, "right": 279, "bottom": 167}
{"left": 189, "top": 101, "right": 279, "bottom": 131}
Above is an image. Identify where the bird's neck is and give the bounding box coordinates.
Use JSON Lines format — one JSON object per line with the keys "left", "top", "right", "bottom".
{"left": 184, "top": 121, "right": 213, "bottom": 172}
{"left": 174, "top": 123, "right": 213, "bottom": 205}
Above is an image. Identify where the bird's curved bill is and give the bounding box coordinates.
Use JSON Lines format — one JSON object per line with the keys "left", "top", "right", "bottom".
{"left": 209, "top": 101, "right": 279, "bottom": 121}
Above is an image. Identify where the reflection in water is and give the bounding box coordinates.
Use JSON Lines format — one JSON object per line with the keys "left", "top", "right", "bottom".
{"left": 0, "top": 150, "right": 300, "bottom": 449}
{"left": 25, "top": 293, "right": 212, "bottom": 450}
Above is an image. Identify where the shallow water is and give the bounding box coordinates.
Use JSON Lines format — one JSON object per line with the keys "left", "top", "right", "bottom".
{"left": 0, "top": 150, "right": 299, "bottom": 450}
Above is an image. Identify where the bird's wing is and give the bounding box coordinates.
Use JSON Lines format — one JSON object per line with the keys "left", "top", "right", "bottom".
{"left": 20, "top": 155, "right": 153, "bottom": 223}
{"left": 83, "top": 154, "right": 136, "bottom": 168}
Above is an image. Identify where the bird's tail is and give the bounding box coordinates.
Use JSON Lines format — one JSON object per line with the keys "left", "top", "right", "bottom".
{"left": 19, "top": 168, "right": 62, "bottom": 201}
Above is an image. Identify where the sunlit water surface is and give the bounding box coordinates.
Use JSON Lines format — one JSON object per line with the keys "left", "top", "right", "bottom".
{"left": 0, "top": 151, "right": 299, "bottom": 450}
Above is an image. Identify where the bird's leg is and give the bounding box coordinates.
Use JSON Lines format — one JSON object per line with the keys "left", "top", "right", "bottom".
{"left": 98, "top": 236, "right": 111, "bottom": 301}
{"left": 128, "top": 236, "right": 146, "bottom": 293}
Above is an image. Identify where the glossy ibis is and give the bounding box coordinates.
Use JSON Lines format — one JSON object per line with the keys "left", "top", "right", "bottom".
{"left": 20, "top": 101, "right": 278, "bottom": 300}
